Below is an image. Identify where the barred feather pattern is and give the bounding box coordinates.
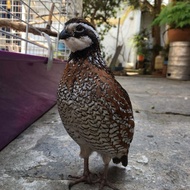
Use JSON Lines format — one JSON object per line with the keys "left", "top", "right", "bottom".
{"left": 57, "top": 55, "right": 134, "bottom": 160}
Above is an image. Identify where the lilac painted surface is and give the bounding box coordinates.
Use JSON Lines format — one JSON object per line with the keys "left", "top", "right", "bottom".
{"left": 0, "top": 51, "right": 66, "bottom": 150}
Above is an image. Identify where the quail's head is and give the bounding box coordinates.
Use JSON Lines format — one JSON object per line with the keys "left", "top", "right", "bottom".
{"left": 59, "top": 18, "right": 100, "bottom": 53}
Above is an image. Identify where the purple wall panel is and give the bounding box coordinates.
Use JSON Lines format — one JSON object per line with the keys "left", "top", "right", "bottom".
{"left": 0, "top": 51, "right": 66, "bottom": 150}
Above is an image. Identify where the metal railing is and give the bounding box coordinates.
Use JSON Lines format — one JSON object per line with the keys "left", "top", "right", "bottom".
{"left": 0, "top": 0, "right": 82, "bottom": 59}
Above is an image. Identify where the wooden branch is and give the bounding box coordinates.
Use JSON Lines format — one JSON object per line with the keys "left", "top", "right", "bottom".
{"left": 143, "top": 0, "right": 155, "bottom": 13}
{"left": 109, "top": 45, "right": 123, "bottom": 70}
{"left": 28, "top": 37, "right": 48, "bottom": 49}
{"left": 29, "top": 20, "right": 47, "bottom": 25}
{"left": 36, "top": 11, "right": 60, "bottom": 18}
{"left": 0, "top": 19, "right": 58, "bottom": 37}
{"left": 46, "top": 3, "right": 55, "bottom": 30}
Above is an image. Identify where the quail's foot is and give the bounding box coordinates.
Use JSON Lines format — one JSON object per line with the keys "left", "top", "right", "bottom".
{"left": 94, "top": 175, "right": 119, "bottom": 190}
{"left": 68, "top": 171, "right": 97, "bottom": 189}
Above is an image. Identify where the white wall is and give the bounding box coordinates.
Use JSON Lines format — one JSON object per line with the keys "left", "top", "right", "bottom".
{"left": 102, "top": 7, "right": 141, "bottom": 69}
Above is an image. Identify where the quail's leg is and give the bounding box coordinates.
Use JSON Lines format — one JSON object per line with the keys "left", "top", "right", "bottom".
{"left": 69, "top": 146, "right": 95, "bottom": 189}
{"left": 69, "top": 157, "right": 95, "bottom": 189}
{"left": 96, "top": 155, "right": 119, "bottom": 190}
{"left": 97, "top": 163, "right": 119, "bottom": 190}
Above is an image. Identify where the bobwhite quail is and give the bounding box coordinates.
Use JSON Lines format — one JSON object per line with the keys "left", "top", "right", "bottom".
{"left": 57, "top": 18, "right": 135, "bottom": 190}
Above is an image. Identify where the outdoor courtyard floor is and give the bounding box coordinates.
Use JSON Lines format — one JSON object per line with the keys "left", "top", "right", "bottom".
{"left": 0, "top": 76, "right": 190, "bottom": 190}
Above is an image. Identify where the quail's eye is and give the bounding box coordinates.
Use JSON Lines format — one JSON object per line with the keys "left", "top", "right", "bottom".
{"left": 75, "top": 25, "right": 85, "bottom": 33}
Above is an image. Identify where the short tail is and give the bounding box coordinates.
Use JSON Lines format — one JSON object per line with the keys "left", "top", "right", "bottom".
{"left": 112, "top": 155, "right": 128, "bottom": 167}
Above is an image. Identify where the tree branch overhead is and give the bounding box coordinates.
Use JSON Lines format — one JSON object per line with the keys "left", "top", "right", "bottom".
{"left": 0, "top": 19, "right": 58, "bottom": 37}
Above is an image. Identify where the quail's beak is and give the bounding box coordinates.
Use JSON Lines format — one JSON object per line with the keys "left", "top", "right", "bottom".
{"left": 59, "top": 30, "right": 72, "bottom": 40}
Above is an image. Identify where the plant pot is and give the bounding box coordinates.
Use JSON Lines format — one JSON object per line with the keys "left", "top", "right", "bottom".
{"left": 168, "top": 28, "right": 190, "bottom": 42}
{"left": 137, "top": 55, "right": 145, "bottom": 62}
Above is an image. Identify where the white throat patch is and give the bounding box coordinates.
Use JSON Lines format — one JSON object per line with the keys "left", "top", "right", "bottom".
{"left": 62, "top": 22, "right": 99, "bottom": 52}
{"left": 63, "top": 36, "right": 93, "bottom": 52}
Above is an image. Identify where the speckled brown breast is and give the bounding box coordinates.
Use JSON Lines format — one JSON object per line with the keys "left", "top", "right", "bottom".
{"left": 57, "top": 58, "right": 134, "bottom": 158}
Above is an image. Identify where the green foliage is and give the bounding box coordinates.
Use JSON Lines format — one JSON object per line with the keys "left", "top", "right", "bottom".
{"left": 126, "top": 0, "right": 140, "bottom": 9}
{"left": 82, "top": 0, "right": 127, "bottom": 39}
{"left": 152, "top": 2, "right": 190, "bottom": 29}
{"left": 132, "top": 29, "right": 150, "bottom": 56}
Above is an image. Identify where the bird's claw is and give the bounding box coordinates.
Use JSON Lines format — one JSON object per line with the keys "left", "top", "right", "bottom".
{"left": 99, "top": 179, "right": 119, "bottom": 190}
{"left": 93, "top": 177, "right": 119, "bottom": 190}
{"left": 68, "top": 172, "right": 97, "bottom": 189}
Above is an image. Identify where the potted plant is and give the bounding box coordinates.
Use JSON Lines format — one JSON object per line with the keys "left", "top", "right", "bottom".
{"left": 132, "top": 29, "right": 149, "bottom": 62}
{"left": 152, "top": 1, "right": 190, "bottom": 42}
{"left": 136, "top": 47, "right": 145, "bottom": 62}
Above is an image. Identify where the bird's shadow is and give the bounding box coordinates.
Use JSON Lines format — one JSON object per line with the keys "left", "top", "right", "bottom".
{"left": 90, "top": 164, "right": 132, "bottom": 183}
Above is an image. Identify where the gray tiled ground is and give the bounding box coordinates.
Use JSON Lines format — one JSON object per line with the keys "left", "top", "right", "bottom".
{"left": 0, "top": 76, "right": 190, "bottom": 190}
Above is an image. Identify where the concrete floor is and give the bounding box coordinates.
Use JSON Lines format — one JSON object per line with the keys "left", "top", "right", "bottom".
{"left": 0, "top": 76, "right": 190, "bottom": 190}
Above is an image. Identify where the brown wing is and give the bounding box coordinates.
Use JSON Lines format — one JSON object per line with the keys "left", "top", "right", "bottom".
{"left": 58, "top": 59, "right": 134, "bottom": 157}
{"left": 84, "top": 61, "right": 135, "bottom": 151}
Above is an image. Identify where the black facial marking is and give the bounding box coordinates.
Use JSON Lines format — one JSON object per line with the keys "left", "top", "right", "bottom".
{"left": 75, "top": 24, "right": 85, "bottom": 33}
{"left": 62, "top": 18, "right": 101, "bottom": 60}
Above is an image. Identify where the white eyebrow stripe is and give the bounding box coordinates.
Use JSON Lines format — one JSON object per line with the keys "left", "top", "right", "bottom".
{"left": 67, "top": 22, "right": 99, "bottom": 39}
{"left": 79, "top": 23, "right": 99, "bottom": 38}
